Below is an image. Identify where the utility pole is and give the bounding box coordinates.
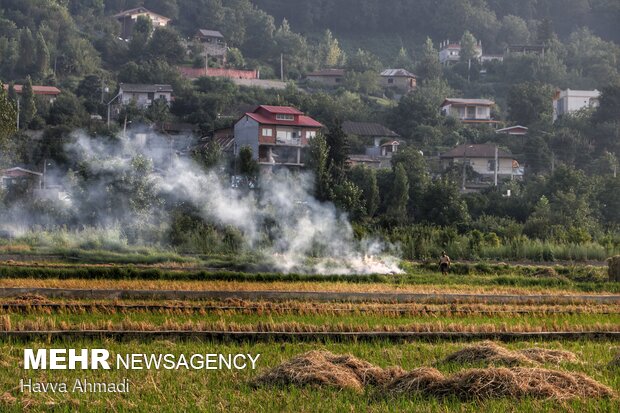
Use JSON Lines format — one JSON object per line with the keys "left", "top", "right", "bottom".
{"left": 494, "top": 145, "right": 499, "bottom": 186}
{"left": 16, "top": 98, "right": 20, "bottom": 129}
{"left": 205, "top": 51, "right": 209, "bottom": 75}
{"left": 462, "top": 146, "right": 468, "bottom": 191}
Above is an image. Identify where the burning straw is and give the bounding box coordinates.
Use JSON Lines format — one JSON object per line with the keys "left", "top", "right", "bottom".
{"left": 252, "top": 350, "right": 404, "bottom": 392}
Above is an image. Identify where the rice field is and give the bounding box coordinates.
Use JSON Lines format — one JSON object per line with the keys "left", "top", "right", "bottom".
{"left": 0, "top": 259, "right": 617, "bottom": 412}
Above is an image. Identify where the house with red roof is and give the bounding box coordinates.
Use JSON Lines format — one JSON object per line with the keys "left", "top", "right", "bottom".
{"left": 234, "top": 106, "right": 323, "bottom": 170}
{"left": 3, "top": 84, "right": 61, "bottom": 103}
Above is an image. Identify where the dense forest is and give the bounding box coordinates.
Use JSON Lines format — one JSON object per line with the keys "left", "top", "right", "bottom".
{"left": 0, "top": 0, "right": 620, "bottom": 261}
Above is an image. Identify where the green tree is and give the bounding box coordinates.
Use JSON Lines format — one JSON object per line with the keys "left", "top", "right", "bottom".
{"left": 349, "top": 165, "right": 379, "bottom": 218}
{"left": 20, "top": 76, "right": 36, "bottom": 129}
{"left": 420, "top": 178, "right": 470, "bottom": 226}
{"left": 34, "top": 32, "right": 49, "bottom": 77}
{"left": 416, "top": 38, "right": 442, "bottom": 82}
{"left": 325, "top": 121, "right": 349, "bottom": 182}
{"left": 0, "top": 81, "right": 17, "bottom": 149}
{"left": 537, "top": 18, "right": 555, "bottom": 45}
{"left": 17, "top": 28, "right": 35, "bottom": 73}
{"left": 391, "top": 147, "right": 429, "bottom": 220}
{"left": 319, "top": 29, "right": 345, "bottom": 67}
{"left": 507, "top": 82, "right": 554, "bottom": 126}
{"left": 459, "top": 31, "right": 478, "bottom": 62}
{"left": 346, "top": 48, "right": 381, "bottom": 73}
{"left": 194, "top": 141, "right": 222, "bottom": 171}
{"left": 393, "top": 47, "right": 412, "bottom": 71}
{"left": 497, "top": 15, "right": 530, "bottom": 47}
{"left": 307, "top": 133, "right": 333, "bottom": 202}
{"left": 129, "top": 15, "right": 153, "bottom": 58}
{"left": 387, "top": 163, "right": 409, "bottom": 224}
{"left": 148, "top": 27, "right": 185, "bottom": 64}
{"left": 238, "top": 146, "right": 259, "bottom": 178}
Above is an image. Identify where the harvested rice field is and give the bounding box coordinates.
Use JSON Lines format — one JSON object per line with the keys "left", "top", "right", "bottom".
{"left": 0, "top": 262, "right": 618, "bottom": 412}
{"left": 0, "top": 340, "right": 618, "bottom": 412}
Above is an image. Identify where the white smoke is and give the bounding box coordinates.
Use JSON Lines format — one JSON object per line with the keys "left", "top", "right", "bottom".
{"left": 2, "top": 129, "right": 403, "bottom": 275}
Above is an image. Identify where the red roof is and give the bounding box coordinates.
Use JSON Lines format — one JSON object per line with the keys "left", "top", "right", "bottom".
{"left": 245, "top": 112, "right": 323, "bottom": 128}
{"left": 3, "top": 84, "right": 61, "bottom": 96}
{"left": 257, "top": 105, "right": 304, "bottom": 115}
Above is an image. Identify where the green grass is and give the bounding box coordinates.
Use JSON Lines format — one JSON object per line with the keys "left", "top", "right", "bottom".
{"left": 2, "top": 310, "right": 618, "bottom": 332}
{"left": 0, "top": 339, "right": 617, "bottom": 412}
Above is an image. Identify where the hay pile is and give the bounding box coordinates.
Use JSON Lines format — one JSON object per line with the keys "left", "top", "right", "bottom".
{"left": 443, "top": 341, "right": 578, "bottom": 366}
{"left": 253, "top": 350, "right": 404, "bottom": 392}
{"left": 518, "top": 348, "right": 578, "bottom": 364}
{"left": 387, "top": 367, "right": 615, "bottom": 401}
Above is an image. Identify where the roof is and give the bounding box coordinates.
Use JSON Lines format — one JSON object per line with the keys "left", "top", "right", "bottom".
{"left": 381, "top": 140, "right": 400, "bottom": 147}
{"left": 197, "top": 29, "right": 224, "bottom": 38}
{"left": 496, "top": 125, "right": 528, "bottom": 135}
{"left": 119, "top": 83, "right": 173, "bottom": 93}
{"left": 441, "top": 98, "right": 495, "bottom": 107}
{"left": 307, "top": 69, "right": 345, "bottom": 77}
{"left": 258, "top": 105, "right": 304, "bottom": 115}
{"left": 1, "top": 167, "right": 42, "bottom": 177}
{"left": 245, "top": 112, "right": 323, "bottom": 128}
{"left": 342, "top": 121, "right": 399, "bottom": 138}
{"left": 3, "top": 84, "right": 61, "bottom": 95}
{"left": 440, "top": 144, "right": 513, "bottom": 159}
{"left": 113, "top": 7, "right": 171, "bottom": 22}
{"left": 380, "top": 69, "right": 416, "bottom": 78}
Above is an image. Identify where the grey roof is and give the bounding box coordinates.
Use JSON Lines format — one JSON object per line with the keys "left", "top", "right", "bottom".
{"left": 380, "top": 69, "right": 416, "bottom": 78}
{"left": 119, "top": 83, "right": 173, "bottom": 93}
{"left": 441, "top": 144, "right": 513, "bottom": 159}
{"left": 197, "top": 29, "right": 224, "bottom": 38}
{"left": 442, "top": 98, "right": 495, "bottom": 106}
{"left": 342, "top": 121, "right": 399, "bottom": 138}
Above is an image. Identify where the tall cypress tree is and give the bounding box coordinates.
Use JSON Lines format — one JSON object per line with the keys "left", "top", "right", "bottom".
{"left": 388, "top": 163, "right": 409, "bottom": 224}
{"left": 17, "top": 28, "right": 36, "bottom": 73}
{"left": 0, "top": 81, "right": 17, "bottom": 148}
{"left": 35, "top": 32, "right": 49, "bottom": 77}
{"left": 20, "top": 76, "right": 36, "bottom": 129}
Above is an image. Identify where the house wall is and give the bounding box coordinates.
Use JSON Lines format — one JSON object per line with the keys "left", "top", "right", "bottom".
{"left": 120, "top": 91, "right": 172, "bottom": 108}
{"left": 307, "top": 75, "right": 343, "bottom": 86}
{"left": 442, "top": 104, "right": 491, "bottom": 120}
{"left": 553, "top": 90, "right": 600, "bottom": 121}
{"left": 442, "top": 157, "right": 515, "bottom": 176}
{"left": 234, "top": 116, "right": 260, "bottom": 159}
{"left": 382, "top": 76, "right": 416, "bottom": 91}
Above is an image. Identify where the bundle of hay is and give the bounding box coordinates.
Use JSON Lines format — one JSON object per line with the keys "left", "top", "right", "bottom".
{"left": 608, "top": 256, "right": 620, "bottom": 282}
{"left": 253, "top": 351, "right": 404, "bottom": 392}
{"left": 443, "top": 341, "right": 532, "bottom": 366}
{"left": 387, "top": 367, "right": 615, "bottom": 401}
{"left": 518, "top": 348, "right": 578, "bottom": 364}
{"left": 443, "top": 342, "right": 579, "bottom": 366}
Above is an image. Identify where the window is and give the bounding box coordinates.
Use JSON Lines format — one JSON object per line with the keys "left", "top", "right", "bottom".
{"left": 466, "top": 106, "right": 476, "bottom": 119}
{"left": 275, "top": 114, "right": 294, "bottom": 121}
{"left": 307, "top": 131, "right": 317, "bottom": 139}
{"left": 476, "top": 106, "right": 487, "bottom": 118}
{"left": 335, "top": 78, "right": 342, "bottom": 83}
{"left": 262, "top": 128, "right": 273, "bottom": 137}
{"left": 488, "top": 159, "right": 496, "bottom": 172}
{"left": 276, "top": 130, "right": 299, "bottom": 143}
{"left": 158, "top": 94, "right": 167, "bottom": 101}
{"left": 147, "top": 92, "right": 155, "bottom": 100}
{"left": 388, "top": 78, "right": 394, "bottom": 84}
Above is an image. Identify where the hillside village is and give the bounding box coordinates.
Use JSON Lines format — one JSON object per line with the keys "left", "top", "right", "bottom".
{"left": 1, "top": 0, "right": 620, "bottom": 258}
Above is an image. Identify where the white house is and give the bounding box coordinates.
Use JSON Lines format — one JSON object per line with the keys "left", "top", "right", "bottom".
{"left": 114, "top": 7, "right": 171, "bottom": 40}
{"left": 440, "top": 144, "right": 524, "bottom": 181}
{"left": 118, "top": 84, "right": 173, "bottom": 109}
{"left": 440, "top": 98, "right": 497, "bottom": 125}
{"left": 438, "top": 41, "right": 482, "bottom": 65}
{"left": 553, "top": 89, "right": 600, "bottom": 122}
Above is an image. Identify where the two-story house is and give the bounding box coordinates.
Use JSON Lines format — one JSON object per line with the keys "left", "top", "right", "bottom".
{"left": 234, "top": 106, "right": 323, "bottom": 170}
{"left": 195, "top": 29, "right": 227, "bottom": 65}
{"left": 380, "top": 69, "right": 417, "bottom": 93}
{"left": 552, "top": 89, "right": 600, "bottom": 122}
{"left": 440, "top": 144, "right": 524, "bottom": 183}
{"left": 440, "top": 98, "right": 497, "bottom": 125}
{"left": 114, "top": 7, "right": 171, "bottom": 40}
{"left": 118, "top": 83, "right": 173, "bottom": 109}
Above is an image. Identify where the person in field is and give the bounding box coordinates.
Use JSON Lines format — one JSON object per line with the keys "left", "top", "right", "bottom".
{"left": 439, "top": 251, "right": 451, "bottom": 275}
